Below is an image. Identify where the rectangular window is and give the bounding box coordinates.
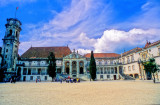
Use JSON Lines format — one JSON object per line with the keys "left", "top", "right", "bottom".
{"left": 6, "top": 49, "right": 8, "bottom": 52}
{"left": 132, "top": 65, "right": 135, "bottom": 70}
{"left": 45, "top": 76, "right": 47, "bottom": 80}
{"left": 107, "top": 75, "right": 110, "bottom": 79}
{"left": 128, "top": 66, "right": 131, "bottom": 71}
{"left": 38, "top": 68, "right": 41, "bottom": 75}
{"left": 30, "top": 76, "right": 33, "bottom": 80}
{"left": 23, "top": 68, "right": 27, "bottom": 75}
{"left": 28, "top": 69, "right": 31, "bottom": 75}
{"left": 100, "top": 75, "right": 103, "bottom": 79}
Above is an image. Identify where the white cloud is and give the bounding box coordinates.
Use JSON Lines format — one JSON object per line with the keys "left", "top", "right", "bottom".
{"left": 76, "top": 49, "right": 91, "bottom": 55}
{"left": 18, "top": 0, "right": 160, "bottom": 55}
{"left": 79, "top": 28, "right": 160, "bottom": 53}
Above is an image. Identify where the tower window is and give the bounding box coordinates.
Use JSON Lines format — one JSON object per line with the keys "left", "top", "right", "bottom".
{"left": 5, "top": 55, "right": 7, "bottom": 58}
{"left": 7, "top": 30, "right": 12, "bottom": 37}
{"left": 6, "top": 49, "right": 8, "bottom": 52}
{"left": 16, "top": 31, "right": 18, "bottom": 37}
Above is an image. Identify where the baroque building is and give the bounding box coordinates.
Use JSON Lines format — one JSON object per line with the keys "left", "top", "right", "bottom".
{"left": 0, "top": 18, "right": 160, "bottom": 81}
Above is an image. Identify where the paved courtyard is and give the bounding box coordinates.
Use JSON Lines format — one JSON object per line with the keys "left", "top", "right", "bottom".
{"left": 0, "top": 80, "right": 160, "bottom": 105}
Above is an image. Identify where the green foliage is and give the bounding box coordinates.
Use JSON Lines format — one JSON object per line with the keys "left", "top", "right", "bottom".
{"left": 142, "top": 58, "right": 159, "bottom": 73}
{"left": 89, "top": 51, "right": 97, "bottom": 80}
{"left": 142, "top": 58, "right": 159, "bottom": 83}
{"left": 47, "top": 52, "right": 56, "bottom": 81}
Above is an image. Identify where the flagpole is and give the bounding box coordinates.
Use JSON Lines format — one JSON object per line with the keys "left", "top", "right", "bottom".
{"left": 15, "top": 7, "right": 18, "bottom": 18}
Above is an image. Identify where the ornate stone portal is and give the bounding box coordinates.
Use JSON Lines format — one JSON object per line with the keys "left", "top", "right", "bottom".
{"left": 62, "top": 50, "right": 87, "bottom": 78}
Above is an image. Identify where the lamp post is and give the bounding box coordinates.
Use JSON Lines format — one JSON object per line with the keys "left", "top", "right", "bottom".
{"left": 138, "top": 58, "right": 142, "bottom": 80}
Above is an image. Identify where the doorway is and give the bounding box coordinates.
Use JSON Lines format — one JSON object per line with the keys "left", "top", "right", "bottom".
{"left": 114, "top": 75, "right": 116, "bottom": 80}
{"left": 23, "top": 76, "right": 26, "bottom": 81}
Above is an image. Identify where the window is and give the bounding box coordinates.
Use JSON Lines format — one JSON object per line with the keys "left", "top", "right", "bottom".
{"left": 6, "top": 49, "right": 8, "bottom": 52}
{"left": 128, "top": 66, "right": 131, "bottom": 71}
{"left": 38, "top": 68, "right": 41, "bottom": 75}
{"left": 23, "top": 68, "right": 27, "bottom": 75}
{"left": 16, "top": 31, "right": 18, "bottom": 37}
{"left": 124, "top": 67, "right": 126, "bottom": 72}
{"left": 132, "top": 65, "right": 135, "bottom": 70}
{"left": 7, "top": 30, "right": 12, "bottom": 37}
{"left": 5, "top": 55, "right": 7, "bottom": 58}
{"left": 45, "top": 76, "right": 47, "bottom": 80}
{"left": 100, "top": 75, "right": 103, "bottom": 79}
{"left": 28, "top": 69, "right": 31, "bottom": 75}
{"left": 110, "top": 60, "right": 113, "bottom": 65}
{"left": 107, "top": 75, "right": 110, "bottom": 79}
{"left": 30, "top": 76, "right": 33, "bottom": 80}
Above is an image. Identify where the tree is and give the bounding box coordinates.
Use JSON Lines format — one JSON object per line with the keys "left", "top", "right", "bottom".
{"left": 89, "top": 51, "right": 97, "bottom": 81}
{"left": 142, "top": 58, "right": 159, "bottom": 83}
{"left": 47, "top": 52, "right": 56, "bottom": 82}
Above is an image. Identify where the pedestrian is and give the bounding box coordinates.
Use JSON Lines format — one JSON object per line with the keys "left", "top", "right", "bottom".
{"left": 10, "top": 78, "right": 12, "bottom": 83}
{"left": 36, "top": 78, "right": 37, "bottom": 83}
{"left": 60, "top": 79, "right": 62, "bottom": 83}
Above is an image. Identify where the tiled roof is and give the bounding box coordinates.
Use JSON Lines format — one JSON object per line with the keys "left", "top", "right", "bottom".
{"left": 21, "top": 46, "right": 71, "bottom": 59}
{"left": 84, "top": 53, "right": 120, "bottom": 58}
{"left": 122, "top": 47, "right": 142, "bottom": 56}
{"left": 144, "top": 40, "right": 160, "bottom": 49}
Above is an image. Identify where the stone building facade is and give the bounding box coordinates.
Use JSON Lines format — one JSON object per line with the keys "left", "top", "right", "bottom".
{"left": 0, "top": 18, "right": 160, "bottom": 81}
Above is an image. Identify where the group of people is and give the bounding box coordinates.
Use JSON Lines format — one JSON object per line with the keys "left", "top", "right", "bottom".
{"left": 65, "top": 78, "right": 80, "bottom": 83}
{"left": 36, "top": 78, "right": 41, "bottom": 83}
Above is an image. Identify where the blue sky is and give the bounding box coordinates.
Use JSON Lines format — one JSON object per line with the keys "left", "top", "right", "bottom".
{"left": 0, "top": 0, "right": 160, "bottom": 55}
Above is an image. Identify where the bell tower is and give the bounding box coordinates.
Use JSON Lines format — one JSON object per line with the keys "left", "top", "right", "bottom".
{"left": 1, "top": 18, "right": 22, "bottom": 75}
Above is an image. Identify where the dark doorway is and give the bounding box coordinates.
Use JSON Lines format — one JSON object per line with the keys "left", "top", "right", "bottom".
{"left": 80, "top": 67, "right": 83, "bottom": 74}
{"left": 114, "top": 75, "right": 116, "bottom": 80}
{"left": 115, "top": 67, "right": 117, "bottom": 74}
{"left": 23, "top": 76, "right": 26, "bottom": 81}
{"left": 66, "top": 67, "right": 69, "bottom": 74}
{"left": 146, "top": 71, "right": 152, "bottom": 80}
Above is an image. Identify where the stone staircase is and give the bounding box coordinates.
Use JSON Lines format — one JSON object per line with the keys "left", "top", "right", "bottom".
{"left": 119, "top": 72, "right": 135, "bottom": 80}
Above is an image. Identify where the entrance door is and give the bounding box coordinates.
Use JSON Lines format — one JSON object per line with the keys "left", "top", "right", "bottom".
{"left": 23, "top": 76, "right": 26, "bottom": 81}
{"left": 114, "top": 75, "right": 116, "bottom": 80}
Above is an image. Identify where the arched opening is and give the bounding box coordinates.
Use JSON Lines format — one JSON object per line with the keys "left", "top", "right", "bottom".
{"left": 65, "top": 61, "right": 70, "bottom": 74}
{"left": 135, "top": 74, "right": 139, "bottom": 79}
{"left": 79, "top": 61, "right": 84, "bottom": 74}
{"left": 80, "top": 67, "right": 83, "bottom": 74}
{"left": 66, "top": 67, "right": 69, "bottom": 74}
{"left": 130, "top": 74, "right": 133, "bottom": 77}
{"left": 72, "top": 61, "right": 77, "bottom": 74}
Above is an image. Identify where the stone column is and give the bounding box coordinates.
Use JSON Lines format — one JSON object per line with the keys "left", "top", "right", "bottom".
{"left": 62, "top": 60, "right": 65, "bottom": 74}
{"left": 21, "top": 67, "right": 23, "bottom": 81}
{"left": 70, "top": 60, "right": 72, "bottom": 77}
{"left": 103, "top": 67, "right": 105, "bottom": 74}
{"left": 77, "top": 61, "right": 79, "bottom": 77}
{"left": 84, "top": 60, "right": 87, "bottom": 75}
{"left": 36, "top": 68, "right": 38, "bottom": 75}
{"left": 117, "top": 66, "right": 120, "bottom": 79}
